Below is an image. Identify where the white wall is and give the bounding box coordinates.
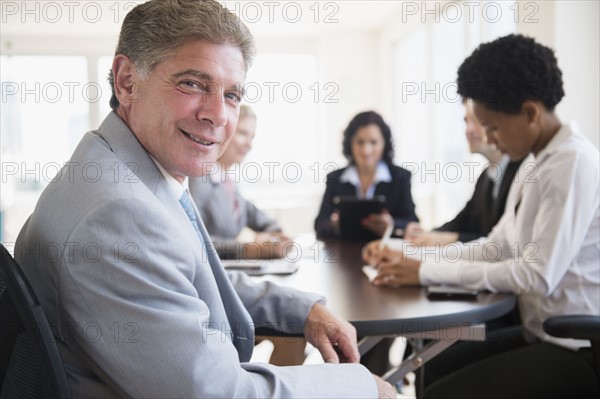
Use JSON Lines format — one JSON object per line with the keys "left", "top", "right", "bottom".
{"left": 249, "top": 32, "right": 382, "bottom": 234}
{"left": 554, "top": 1, "right": 600, "bottom": 145}
{"left": 516, "top": 0, "right": 599, "bottom": 146}
{"left": 1, "top": 1, "right": 598, "bottom": 239}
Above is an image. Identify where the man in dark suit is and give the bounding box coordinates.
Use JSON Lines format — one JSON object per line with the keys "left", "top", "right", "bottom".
{"left": 404, "top": 100, "right": 524, "bottom": 245}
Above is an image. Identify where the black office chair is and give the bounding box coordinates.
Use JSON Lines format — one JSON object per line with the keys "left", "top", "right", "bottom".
{"left": 543, "top": 315, "right": 600, "bottom": 389}
{"left": 0, "top": 244, "right": 71, "bottom": 398}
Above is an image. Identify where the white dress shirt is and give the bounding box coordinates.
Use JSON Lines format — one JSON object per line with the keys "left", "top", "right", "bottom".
{"left": 149, "top": 154, "right": 187, "bottom": 199}
{"left": 419, "top": 122, "right": 600, "bottom": 350}
{"left": 339, "top": 161, "right": 392, "bottom": 198}
{"left": 487, "top": 155, "right": 510, "bottom": 200}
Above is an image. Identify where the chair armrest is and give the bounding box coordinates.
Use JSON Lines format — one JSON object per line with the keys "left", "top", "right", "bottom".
{"left": 543, "top": 315, "right": 600, "bottom": 341}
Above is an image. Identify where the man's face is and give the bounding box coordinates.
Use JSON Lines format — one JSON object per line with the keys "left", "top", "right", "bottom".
{"left": 125, "top": 40, "right": 246, "bottom": 182}
{"left": 472, "top": 101, "right": 535, "bottom": 161}
{"left": 464, "top": 101, "right": 490, "bottom": 154}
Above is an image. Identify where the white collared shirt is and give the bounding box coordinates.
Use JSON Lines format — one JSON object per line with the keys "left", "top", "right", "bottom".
{"left": 149, "top": 154, "right": 187, "bottom": 200}
{"left": 486, "top": 155, "right": 510, "bottom": 200}
{"left": 418, "top": 122, "right": 600, "bottom": 350}
{"left": 340, "top": 161, "right": 392, "bottom": 199}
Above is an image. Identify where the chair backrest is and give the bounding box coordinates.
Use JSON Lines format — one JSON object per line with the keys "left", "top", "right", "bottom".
{"left": 0, "top": 244, "right": 71, "bottom": 399}
{"left": 543, "top": 315, "right": 600, "bottom": 389}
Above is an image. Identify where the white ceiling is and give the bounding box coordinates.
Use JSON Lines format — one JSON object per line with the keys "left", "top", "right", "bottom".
{"left": 1, "top": 1, "right": 406, "bottom": 39}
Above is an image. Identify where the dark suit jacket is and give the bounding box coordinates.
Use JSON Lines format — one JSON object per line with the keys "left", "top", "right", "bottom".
{"left": 314, "top": 164, "right": 418, "bottom": 239}
{"left": 435, "top": 158, "right": 523, "bottom": 242}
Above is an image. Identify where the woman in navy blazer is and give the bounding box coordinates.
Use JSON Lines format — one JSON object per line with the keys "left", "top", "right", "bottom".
{"left": 315, "top": 111, "right": 418, "bottom": 240}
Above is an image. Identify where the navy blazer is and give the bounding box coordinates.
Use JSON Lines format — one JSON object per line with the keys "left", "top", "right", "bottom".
{"left": 314, "top": 164, "right": 418, "bottom": 239}
{"left": 435, "top": 158, "right": 523, "bottom": 242}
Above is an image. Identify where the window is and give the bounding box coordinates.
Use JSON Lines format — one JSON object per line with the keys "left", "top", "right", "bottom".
{"left": 236, "top": 54, "right": 320, "bottom": 206}
{"left": 390, "top": 2, "right": 515, "bottom": 228}
{"left": 97, "top": 56, "right": 114, "bottom": 123}
{"left": 1, "top": 56, "right": 89, "bottom": 241}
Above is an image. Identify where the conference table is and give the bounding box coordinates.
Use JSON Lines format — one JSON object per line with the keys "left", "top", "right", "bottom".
{"left": 252, "top": 237, "right": 516, "bottom": 395}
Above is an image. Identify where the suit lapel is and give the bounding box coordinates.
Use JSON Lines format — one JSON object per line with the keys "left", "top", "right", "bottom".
{"left": 194, "top": 212, "right": 255, "bottom": 362}
{"left": 497, "top": 162, "right": 519, "bottom": 206}
{"left": 97, "top": 112, "right": 161, "bottom": 192}
{"left": 374, "top": 181, "right": 390, "bottom": 198}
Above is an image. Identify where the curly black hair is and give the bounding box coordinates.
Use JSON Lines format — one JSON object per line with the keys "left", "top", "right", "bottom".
{"left": 457, "top": 34, "right": 564, "bottom": 113}
{"left": 342, "top": 111, "right": 395, "bottom": 166}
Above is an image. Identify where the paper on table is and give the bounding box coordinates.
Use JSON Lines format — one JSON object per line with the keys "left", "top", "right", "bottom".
{"left": 361, "top": 265, "right": 379, "bottom": 282}
{"left": 223, "top": 259, "right": 299, "bottom": 276}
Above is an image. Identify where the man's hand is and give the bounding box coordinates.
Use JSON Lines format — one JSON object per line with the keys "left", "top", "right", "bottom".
{"left": 303, "top": 303, "right": 359, "bottom": 364}
{"left": 245, "top": 232, "right": 293, "bottom": 259}
{"left": 373, "top": 375, "right": 397, "bottom": 399}
{"left": 404, "top": 222, "right": 424, "bottom": 241}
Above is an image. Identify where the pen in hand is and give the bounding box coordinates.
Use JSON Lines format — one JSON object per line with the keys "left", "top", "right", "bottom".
{"left": 362, "top": 223, "right": 394, "bottom": 281}
{"left": 378, "top": 222, "right": 394, "bottom": 251}
{"left": 368, "top": 222, "right": 394, "bottom": 271}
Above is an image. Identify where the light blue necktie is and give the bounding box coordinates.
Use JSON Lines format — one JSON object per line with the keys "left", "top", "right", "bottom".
{"left": 179, "top": 190, "right": 202, "bottom": 239}
{"left": 179, "top": 189, "right": 254, "bottom": 359}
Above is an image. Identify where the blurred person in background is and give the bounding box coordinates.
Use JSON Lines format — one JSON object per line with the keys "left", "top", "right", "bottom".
{"left": 315, "top": 110, "right": 418, "bottom": 240}
{"left": 404, "top": 99, "right": 525, "bottom": 246}
{"left": 189, "top": 105, "right": 292, "bottom": 260}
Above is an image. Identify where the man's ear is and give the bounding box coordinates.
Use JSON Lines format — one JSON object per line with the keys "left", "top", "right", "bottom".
{"left": 112, "top": 54, "right": 138, "bottom": 109}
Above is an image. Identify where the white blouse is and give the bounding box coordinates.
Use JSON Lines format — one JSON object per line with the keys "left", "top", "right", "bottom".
{"left": 418, "top": 122, "right": 600, "bottom": 350}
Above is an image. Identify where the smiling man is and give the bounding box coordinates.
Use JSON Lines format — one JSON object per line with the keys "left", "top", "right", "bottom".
{"left": 363, "top": 34, "right": 599, "bottom": 398}
{"left": 113, "top": 40, "right": 247, "bottom": 182}
{"left": 14, "top": 0, "right": 393, "bottom": 397}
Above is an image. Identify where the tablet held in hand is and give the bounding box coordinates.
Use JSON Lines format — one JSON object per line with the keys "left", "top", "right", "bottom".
{"left": 334, "top": 195, "right": 386, "bottom": 240}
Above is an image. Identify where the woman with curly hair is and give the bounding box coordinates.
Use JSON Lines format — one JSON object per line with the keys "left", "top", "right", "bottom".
{"left": 364, "top": 34, "right": 599, "bottom": 398}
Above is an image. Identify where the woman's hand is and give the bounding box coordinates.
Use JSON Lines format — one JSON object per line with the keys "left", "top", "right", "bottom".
{"left": 362, "top": 239, "right": 384, "bottom": 265}
{"left": 362, "top": 241, "right": 421, "bottom": 286}
{"left": 362, "top": 211, "right": 393, "bottom": 237}
{"left": 372, "top": 253, "right": 421, "bottom": 286}
{"left": 330, "top": 210, "right": 341, "bottom": 234}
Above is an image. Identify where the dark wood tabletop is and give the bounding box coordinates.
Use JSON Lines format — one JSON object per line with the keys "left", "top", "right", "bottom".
{"left": 256, "top": 239, "right": 516, "bottom": 336}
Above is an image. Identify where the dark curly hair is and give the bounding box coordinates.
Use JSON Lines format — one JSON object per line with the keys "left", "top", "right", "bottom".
{"left": 457, "top": 34, "right": 564, "bottom": 114}
{"left": 342, "top": 111, "right": 395, "bottom": 166}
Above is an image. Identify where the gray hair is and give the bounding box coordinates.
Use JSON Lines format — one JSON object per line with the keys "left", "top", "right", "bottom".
{"left": 109, "top": 0, "right": 255, "bottom": 110}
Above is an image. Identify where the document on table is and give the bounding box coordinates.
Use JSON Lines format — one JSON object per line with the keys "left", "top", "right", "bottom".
{"left": 223, "top": 259, "right": 299, "bottom": 276}
{"left": 361, "top": 265, "right": 379, "bottom": 282}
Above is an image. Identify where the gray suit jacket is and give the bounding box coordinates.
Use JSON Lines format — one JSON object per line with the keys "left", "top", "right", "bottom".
{"left": 15, "top": 112, "right": 376, "bottom": 398}
{"left": 189, "top": 177, "right": 281, "bottom": 259}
